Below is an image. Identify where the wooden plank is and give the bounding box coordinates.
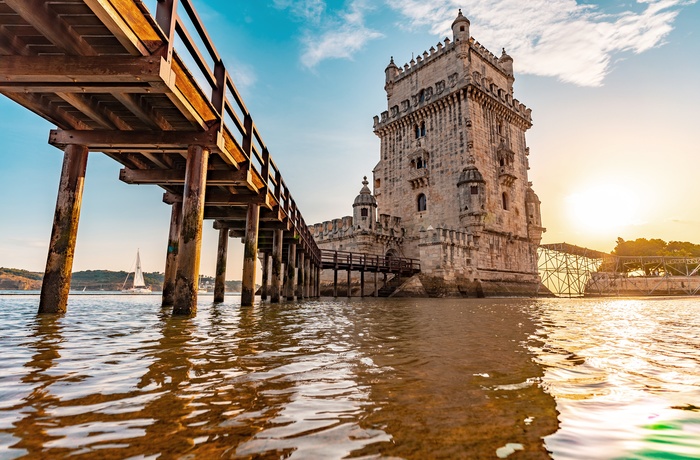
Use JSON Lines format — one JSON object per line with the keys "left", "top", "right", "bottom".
{"left": 57, "top": 92, "right": 133, "bottom": 130}
{"left": 120, "top": 168, "right": 250, "bottom": 186}
{"left": 50, "top": 128, "right": 218, "bottom": 149}
{"left": 4, "top": 0, "right": 98, "bottom": 56}
{"left": 105, "top": 0, "right": 165, "bottom": 53}
{"left": 84, "top": 0, "right": 150, "bottom": 56}
{"left": 0, "top": 55, "right": 172, "bottom": 83}
{"left": 0, "top": 82, "right": 171, "bottom": 93}
{"left": 3, "top": 92, "right": 91, "bottom": 130}
{"left": 111, "top": 92, "right": 174, "bottom": 130}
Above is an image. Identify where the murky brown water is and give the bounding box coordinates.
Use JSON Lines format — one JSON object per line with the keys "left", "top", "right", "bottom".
{"left": 0, "top": 294, "right": 698, "bottom": 459}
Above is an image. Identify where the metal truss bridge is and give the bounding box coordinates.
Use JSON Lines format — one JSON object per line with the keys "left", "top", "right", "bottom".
{"left": 538, "top": 243, "right": 700, "bottom": 297}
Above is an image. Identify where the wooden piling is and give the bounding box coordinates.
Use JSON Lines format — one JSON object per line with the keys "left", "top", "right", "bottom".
{"left": 214, "top": 226, "right": 228, "bottom": 303}
{"left": 261, "top": 252, "right": 270, "bottom": 300}
{"left": 286, "top": 243, "right": 297, "bottom": 301}
{"left": 297, "top": 251, "right": 305, "bottom": 299}
{"left": 270, "top": 229, "right": 283, "bottom": 303}
{"left": 333, "top": 251, "right": 338, "bottom": 297}
{"left": 315, "top": 266, "right": 321, "bottom": 298}
{"left": 347, "top": 253, "right": 353, "bottom": 298}
{"left": 39, "top": 144, "right": 89, "bottom": 314}
{"left": 374, "top": 271, "right": 378, "bottom": 297}
{"left": 172, "top": 145, "right": 209, "bottom": 316}
{"left": 240, "top": 203, "right": 260, "bottom": 306}
{"left": 304, "top": 256, "right": 311, "bottom": 298}
{"left": 162, "top": 200, "right": 182, "bottom": 307}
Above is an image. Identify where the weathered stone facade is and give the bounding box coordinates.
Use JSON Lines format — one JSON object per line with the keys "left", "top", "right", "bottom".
{"left": 310, "top": 11, "right": 545, "bottom": 296}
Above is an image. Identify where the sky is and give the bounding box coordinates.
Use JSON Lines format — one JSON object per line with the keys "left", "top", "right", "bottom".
{"left": 1, "top": 0, "right": 699, "bottom": 279}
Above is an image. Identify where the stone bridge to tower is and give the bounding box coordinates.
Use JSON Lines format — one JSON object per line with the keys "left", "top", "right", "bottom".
{"left": 0, "top": 0, "right": 328, "bottom": 314}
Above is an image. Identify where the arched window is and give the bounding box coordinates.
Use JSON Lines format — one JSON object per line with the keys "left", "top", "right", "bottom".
{"left": 502, "top": 192, "right": 509, "bottom": 210}
{"left": 419, "top": 90, "right": 425, "bottom": 103}
{"left": 361, "top": 208, "right": 368, "bottom": 217}
{"left": 420, "top": 121, "right": 426, "bottom": 137}
{"left": 414, "top": 124, "right": 420, "bottom": 139}
{"left": 417, "top": 193, "right": 427, "bottom": 212}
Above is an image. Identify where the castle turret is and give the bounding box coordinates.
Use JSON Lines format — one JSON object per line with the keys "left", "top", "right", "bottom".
{"left": 353, "top": 176, "right": 377, "bottom": 231}
{"left": 384, "top": 57, "right": 400, "bottom": 98}
{"left": 457, "top": 158, "right": 486, "bottom": 240}
{"left": 525, "top": 182, "right": 545, "bottom": 242}
{"left": 451, "top": 9, "right": 470, "bottom": 42}
{"left": 498, "top": 48, "right": 515, "bottom": 92}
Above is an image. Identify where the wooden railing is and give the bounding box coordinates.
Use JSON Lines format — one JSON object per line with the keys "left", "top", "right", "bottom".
{"left": 320, "top": 250, "right": 421, "bottom": 275}
{"left": 154, "top": 0, "right": 320, "bottom": 264}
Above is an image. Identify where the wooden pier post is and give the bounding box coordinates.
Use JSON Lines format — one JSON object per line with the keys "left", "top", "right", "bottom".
{"left": 315, "top": 266, "right": 321, "bottom": 298}
{"left": 173, "top": 145, "right": 209, "bottom": 316}
{"left": 333, "top": 251, "right": 338, "bottom": 297}
{"left": 39, "top": 144, "right": 89, "bottom": 314}
{"left": 360, "top": 255, "right": 365, "bottom": 298}
{"left": 296, "top": 251, "right": 305, "bottom": 299}
{"left": 261, "top": 252, "right": 270, "bottom": 301}
{"left": 304, "top": 256, "right": 311, "bottom": 298}
{"left": 241, "top": 203, "right": 260, "bottom": 306}
{"left": 374, "top": 271, "right": 379, "bottom": 297}
{"left": 162, "top": 200, "right": 182, "bottom": 307}
{"left": 347, "top": 253, "right": 352, "bottom": 298}
{"left": 271, "top": 229, "right": 283, "bottom": 303}
{"left": 214, "top": 226, "right": 228, "bottom": 303}
{"left": 286, "top": 243, "right": 297, "bottom": 301}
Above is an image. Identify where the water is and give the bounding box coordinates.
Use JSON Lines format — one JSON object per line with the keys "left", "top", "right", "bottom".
{"left": 0, "top": 294, "right": 698, "bottom": 459}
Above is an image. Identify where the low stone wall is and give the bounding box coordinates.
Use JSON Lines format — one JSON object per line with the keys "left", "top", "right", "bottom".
{"left": 586, "top": 275, "right": 700, "bottom": 296}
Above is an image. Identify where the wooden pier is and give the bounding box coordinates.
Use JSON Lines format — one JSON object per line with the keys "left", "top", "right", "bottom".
{"left": 0, "top": 0, "right": 325, "bottom": 314}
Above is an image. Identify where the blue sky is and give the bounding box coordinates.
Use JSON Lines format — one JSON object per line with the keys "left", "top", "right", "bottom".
{"left": 1, "top": 0, "right": 698, "bottom": 278}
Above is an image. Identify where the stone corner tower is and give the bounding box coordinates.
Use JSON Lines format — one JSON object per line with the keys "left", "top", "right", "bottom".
{"left": 372, "top": 10, "right": 545, "bottom": 295}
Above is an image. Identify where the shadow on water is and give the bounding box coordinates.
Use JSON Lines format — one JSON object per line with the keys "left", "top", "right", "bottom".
{"left": 344, "top": 298, "right": 559, "bottom": 458}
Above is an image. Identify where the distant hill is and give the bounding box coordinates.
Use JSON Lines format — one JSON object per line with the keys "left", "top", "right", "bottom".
{"left": 0, "top": 268, "right": 242, "bottom": 292}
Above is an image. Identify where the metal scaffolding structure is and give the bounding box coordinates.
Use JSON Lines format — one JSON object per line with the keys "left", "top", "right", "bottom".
{"left": 538, "top": 243, "right": 700, "bottom": 297}
{"left": 537, "top": 243, "right": 607, "bottom": 297}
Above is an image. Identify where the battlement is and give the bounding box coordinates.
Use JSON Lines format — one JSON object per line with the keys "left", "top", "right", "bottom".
{"left": 374, "top": 69, "right": 531, "bottom": 131}
{"left": 309, "top": 213, "right": 404, "bottom": 243}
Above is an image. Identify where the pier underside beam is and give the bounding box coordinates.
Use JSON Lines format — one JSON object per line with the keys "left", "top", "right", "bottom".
{"left": 39, "top": 144, "right": 89, "bottom": 314}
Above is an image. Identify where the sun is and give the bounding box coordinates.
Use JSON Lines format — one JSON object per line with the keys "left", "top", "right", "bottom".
{"left": 565, "top": 185, "right": 641, "bottom": 234}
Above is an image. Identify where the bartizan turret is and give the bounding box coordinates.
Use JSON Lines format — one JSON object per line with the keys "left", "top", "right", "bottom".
{"left": 353, "top": 176, "right": 377, "bottom": 231}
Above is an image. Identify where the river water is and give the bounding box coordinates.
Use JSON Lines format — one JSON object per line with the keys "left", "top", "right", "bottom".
{"left": 0, "top": 294, "right": 698, "bottom": 459}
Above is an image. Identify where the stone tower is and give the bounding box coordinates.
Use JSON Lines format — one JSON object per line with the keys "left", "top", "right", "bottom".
{"left": 371, "top": 9, "right": 545, "bottom": 295}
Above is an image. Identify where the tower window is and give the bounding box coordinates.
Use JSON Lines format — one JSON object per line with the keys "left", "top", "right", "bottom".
{"left": 417, "top": 193, "right": 427, "bottom": 212}
{"left": 460, "top": 26, "right": 465, "bottom": 32}
{"left": 470, "top": 185, "right": 478, "bottom": 195}
{"left": 502, "top": 192, "right": 509, "bottom": 211}
{"left": 420, "top": 121, "right": 426, "bottom": 137}
{"left": 416, "top": 157, "right": 423, "bottom": 169}
{"left": 415, "top": 124, "right": 420, "bottom": 139}
{"left": 361, "top": 208, "right": 368, "bottom": 217}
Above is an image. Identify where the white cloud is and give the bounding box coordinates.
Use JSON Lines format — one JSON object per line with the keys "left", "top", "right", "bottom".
{"left": 290, "top": 0, "right": 384, "bottom": 68}
{"left": 274, "top": 0, "right": 326, "bottom": 23}
{"left": 384, "top": 0, "right": 695, "bottom": 86}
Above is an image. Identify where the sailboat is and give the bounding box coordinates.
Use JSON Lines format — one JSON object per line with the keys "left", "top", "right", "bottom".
{"left": 122, "top": 249, "right": 152, "bottom": 294}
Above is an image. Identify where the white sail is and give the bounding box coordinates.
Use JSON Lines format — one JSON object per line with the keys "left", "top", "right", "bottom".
{"left": 133, "top": 249, "right": 146, "bottom": 287}
{"left": 122, "top": 249, "right": 151, "bottom": 294}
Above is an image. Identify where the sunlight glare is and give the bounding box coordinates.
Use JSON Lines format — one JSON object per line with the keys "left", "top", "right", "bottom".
{"left": 566, "top": 185, "right": 641, "bottom": 234}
